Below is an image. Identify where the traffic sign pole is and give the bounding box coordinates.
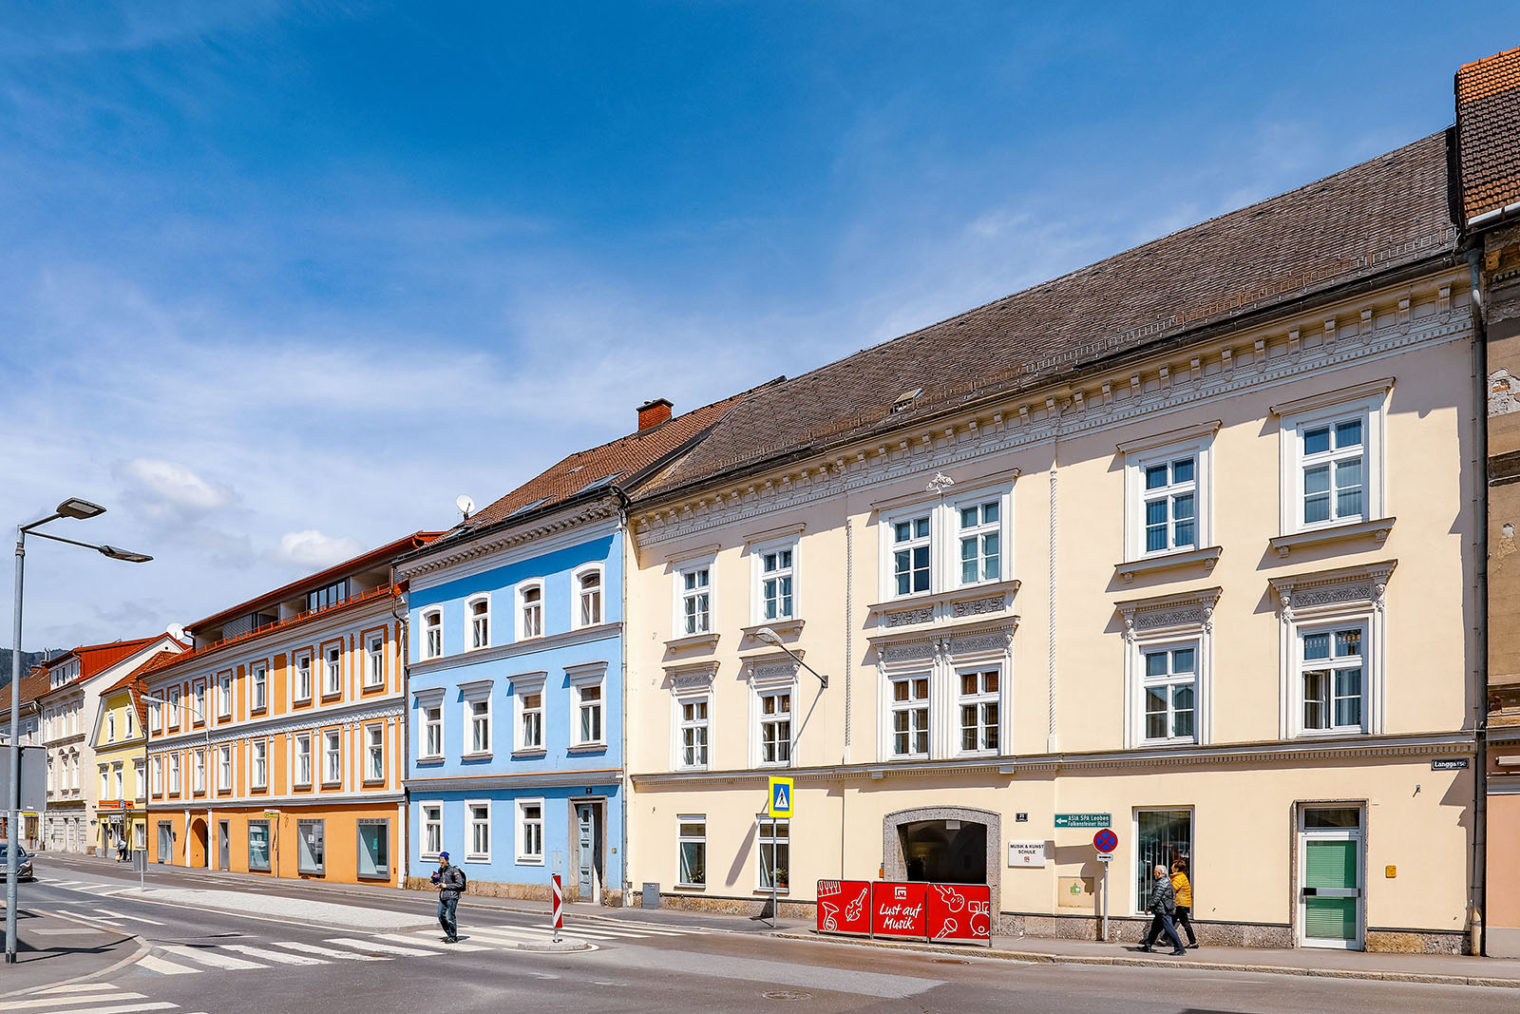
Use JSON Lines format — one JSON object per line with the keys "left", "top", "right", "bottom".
{"left": 1092, "top": 829, "right": 1118, "bottom": 943}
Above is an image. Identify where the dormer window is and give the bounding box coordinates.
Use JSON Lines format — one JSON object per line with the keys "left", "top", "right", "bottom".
{"left": 891, "top": 388, "right": 922, "bottom": 414}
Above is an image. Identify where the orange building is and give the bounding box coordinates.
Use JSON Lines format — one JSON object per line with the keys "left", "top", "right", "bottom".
{"left": 143, "top": 532, "right": 438, "bottom": 885}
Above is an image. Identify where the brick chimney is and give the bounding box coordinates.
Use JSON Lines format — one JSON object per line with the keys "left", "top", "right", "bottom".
{"left": 637, "top": 398, "right": 673, "bottom": 431}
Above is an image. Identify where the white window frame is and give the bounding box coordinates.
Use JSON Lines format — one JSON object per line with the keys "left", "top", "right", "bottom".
{"left": 757, "top": 817, "right": 789, "bottom": 894}
{"left": 365, "top": 634, "right": 385, "bottom": 687}
{"left": 322, "top": 729, "right": 342, "bottom": 785}
{"left": 99, "top": 765, "right": 108, "bottom": 799}
{"left": 251, "top": 662, "right": 268, "bottom": 713}
{"left": 955, "top": 666, "right": 1001, "bottom": 756}
{"left": 168, "top": 752, "right": 181, "bottom": 795}
{"left": 422, "top": 609, "right": 443, "bottom": 660}
{"left": 420, "top": 801, "right": 443, "bottom": 860}
{"left": 415, "top": 690, "right": 445, "bottom": 761}
{"left": 1295, "top": 622, "right": 1370, "bottom": 736}
{"left": 751, "top": 540, "right": 798, "bottom": 624}
{"left": 514, "top": 798, "right": 544, "bottom": 865}
{"left": 674, "top": 559, "right": 714, "bottom": 637}
{"left": 886, "top": 510, "right": 932, "bottom": 599}
{"left": 887, "top": 672, "right": 931, "bottom": 759}
{"left": 150, "top": 757, "right": 163, "bottom": 796}
{"left": 512, "top": 672, "right": 547, "bottom": 754}
{"left": 293, "top": 653, "right": 313, "bottom": 703}
{"left": 877, "top": 483, "right": 1015, "bottom": 600}
{"left": 295, "top": 732, "right": 313, "bottom": 786}
{"left": 167, "top": 687, "right": 181, "bottom": 730}
{"left": 217, "top": 744, "right": 232, "bottom": 792}
{"left": 675, "top": 695, "right": 710, "bottom": 770}
{"left": 1272, "top": 564, "right": 1389, "bottom": 740}
{"left": 567, "top": 663, "right": 607, "bottom": 748}
{"left": 517, "top": 582, "right": 545, "bottom": 640}
{"left": 217, "top": 671, "right": 233, "bottom": 719}
{"left": 106, "top": 711, "right": 116, "bottom": 742}
{"left": 756, "top": 688, "right": 793, "bottom": 768}
{"left": 460, "top": 680, "right": 494, "bottom": 758}
{"left": 1137, "top": 641, "right": 1201, "bottom": 746}
{"left": 572, "top": 564, "right": 605, "bottom": 630}
{"left": 149, "top": 701, "right": 162, "bottom": 734}
{"left": 953, "top": 496, "right": 1004, "bottom": 588}
{"left": 192, "top": 681, "right": 207, "bottom": 725}
{"left": 1120, "top": 591, "right": 1217, "bottom": 749}
{"left": 466, "top": 595, "right": 492, "bottom": 651}
{"left": 364, "top": 723, "right": 384, "bottom": 782}
{"left": 466, "top": 799, "right": 492, "bottom": 863}
{"left": 1120, "top": 423, "right": 1217, "bottom": 561}
{"left": 251, "top": 740, "right": 268, "bottom": 789}
{"left": 1273, "top": 381, "right": 1390, "bottom": 536}
{"left": 323, "top": 645, "right": 342, "bottom": 698}
{"left": 134, "top": 760, "right": 146, "bottom": 801}
{"left": 677, "top": 814, "right": 706, "bottom": 888}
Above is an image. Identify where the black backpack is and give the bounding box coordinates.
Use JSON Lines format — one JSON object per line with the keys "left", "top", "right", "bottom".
{"left": 453, "top": 866, "right": 467, "bottom": 893}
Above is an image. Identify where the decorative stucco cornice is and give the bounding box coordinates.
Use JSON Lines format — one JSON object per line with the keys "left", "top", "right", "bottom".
{"left": 1267, "top": 560, "right": 1397, "bottom": 618}
{"left": 404, "top": 767, "right": 622, "bottom": 793}
{"left": 397, "top": 502, "right": 620, "bottom": 582}
{"left": 407, "top": 623, "right": 618, "bottom": 677}
{"left": 1115, "top": 587, "right": 1223, "bottom": 640}
{"left": 148, "top": 702, "right": 402, "bottom": 750}
{"left": 634, "top": 283, "right": 1468, "bottom": 547}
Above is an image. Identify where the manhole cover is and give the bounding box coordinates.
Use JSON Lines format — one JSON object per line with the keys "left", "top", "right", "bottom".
{"left": 762, "top": 991, "right": 814, "bottom": 1001}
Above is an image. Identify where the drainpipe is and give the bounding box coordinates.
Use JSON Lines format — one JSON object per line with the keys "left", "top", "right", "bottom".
{"left": 391, "top": 569, "right": 410, "bottom": 892}
{"left": 1467, "top": 244, "right": 1489, "bottom": 956}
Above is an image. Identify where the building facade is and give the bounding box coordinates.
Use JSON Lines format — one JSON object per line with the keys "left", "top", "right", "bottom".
{"left": 142, "top": 533, "right": 435, "bottom": 884}
{"left": 398, "top": 395, "right": 750, "bottom": 904}
{"left": 623, "top": 128, "right": 1485, "bottom": 952}
{"left": 0, "top": 664, "right": 56, "bottom": 848}
{"left": 37, "top": 637, "right": 183, "bottom": 854}
{"left": 91, "top": 652, "right": 172, "bottom": 856}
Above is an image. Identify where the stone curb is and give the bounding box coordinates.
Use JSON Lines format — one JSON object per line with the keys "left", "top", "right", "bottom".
{"left": 771, "top": 931, "right": 1520, "bottom": 989}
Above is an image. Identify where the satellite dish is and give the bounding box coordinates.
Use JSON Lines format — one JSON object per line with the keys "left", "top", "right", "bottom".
{"left": 456, "top": 494, "right": 475, "bottom": 519}
{"left": 166, "top": 623, "right": 187, "bottom": 642}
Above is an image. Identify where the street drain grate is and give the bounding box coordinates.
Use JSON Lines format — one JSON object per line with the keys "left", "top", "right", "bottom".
{"left": 762, "top": 991, "right": 814, "bottom": 1001}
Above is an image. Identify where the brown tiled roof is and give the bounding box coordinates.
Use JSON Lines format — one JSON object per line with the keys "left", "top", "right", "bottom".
{"left": 0, "top": 666, "right": 55, "bottom": 717}
{"left": 45, "top": 637, "right": 161, "bottom": 681}
{"left": 1457, "top": 46, "right": 1520, "bottom": 224}
{"left": 448, "top": 385, "right": 777, "bottom": 536}
{"left": 642, "top": 133, "right": 1457, "bottom": 500}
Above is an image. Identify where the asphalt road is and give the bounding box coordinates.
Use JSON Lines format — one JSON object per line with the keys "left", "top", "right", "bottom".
{"left": 6, "top": 861, "right": 1517, "bottom": 1014}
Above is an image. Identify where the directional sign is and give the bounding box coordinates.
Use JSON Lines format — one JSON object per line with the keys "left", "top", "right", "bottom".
{"left": 1093, "top": 829, "right": 1118, "bottom": 854}
{"left": 768, "top": 776, "right": 794, "bottom": 818}
{"left": 1055, "top": 813, "right": 1111, "bottom": 829}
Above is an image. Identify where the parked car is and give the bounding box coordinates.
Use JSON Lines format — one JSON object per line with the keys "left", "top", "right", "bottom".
{"left": 0, "top": 845, "right": 34, "bottom": 882}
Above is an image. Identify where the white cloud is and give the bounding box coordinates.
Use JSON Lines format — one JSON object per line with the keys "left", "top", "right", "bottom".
{"left": 120, "top": 458, "right": 228, "bottom": 515}
{"left": 276, "top": 530, "right": 363, "bottom": 570}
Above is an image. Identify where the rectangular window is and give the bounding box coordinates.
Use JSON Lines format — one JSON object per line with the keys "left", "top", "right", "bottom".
{"left": 365, "top": 635, "right": 384, "bottom": 687}
{"left": 422, "top": 804, "right": 443, "bottom": 858}
{"left": 892, "top": 516, "right": 932, "bottom": 596}
{"left": 1142, "top": 457, "right": 1197, "bottom": 553}
{"left": 958, "top": 500, "right": 1002, "bottom": 584}
{"left": 470, "top": 598, "right": 490, "bottom": 649}
{"left": 150, "top": 757, "right": 163, "bottom": 796}
{"left": 576, "top": 685, "right": 603, "bottom": 745}
{"left": 357, "top": 820, "right": 389, "bottom": 879}
{"left": 294, "top": 654, "right": 312, "bottom": 702}
{"left": 759, "top": 818, "right": 789, "bottom": 892}
{"left": 323, "top": 730, "right": 342, "bottom": 784}
{"left": 1135, "top": 809, "right": 1192, "bottom": 914}
{"left": 1301, "top": 417, "right": 1364, "bottom": 526}
{"left": 761, "top": 549, "right": 794, "bottom": 621}
{"left": 99, "top": 766, "right": 109, "bottom": 799}
{"left": 365, "top": 725, "right": 384, "bottom": 781}
{"left": 134, "top": 760, "right": 145, "bottom": 801}
{"left": 1142, "top": 644, "right": 1198, "bottom": 743}
{"left": 168, "top": 752, "right": 181, "bottom": 795}
{"left": 149, "top": 702, "right": 162, "bottom": 733}
{"left": 957, "top": 668, "right": 1000, "bottom": 754}
{"left": 423, "top": 611, "right": 443, "bottom": 659}
{"left": 516, "top": 800, "right": 542, "bottom": 863}
{"left": 468, "top": 802, "right": 492, "bottom": 861}
{"left": 192, "top": 683, "right": 207, "bottom": 724}
{"left": 891, "top": 675, "right": 930, "bottom": 758}
{"left": 759, "top": 691, "right": 792, "bottom": 765}
{"left": 252, "top": 740, "right": 267, "bottom": 788}
{"left": 678, "top": 816, "right": 706, "bottom": 887}
{"left": 421, "top": 705, "right": 443, "bottom": 759}
{"left": 305, "top": 579, "right": 348, "bottom": 612}
{"left": 681, "top": 567, "right": 711, "bottom": 635}
{"left": 217, "top": 745, "right": 231, "bottom": 792}
{"left": 168, "top": 688, "right": 181, "bottom": 729}
{"left": 468, "top": 699, "right": 491, "bottom": 755}
{"left": 578, "top": 569, "right": 603, "bottom": 627}
{"left": 324, "top": 646, "right": 342, "bottom": 697}
{"left": 252, "top": 663, "right": 267, "bottom": 712}
{"left": 1301, "top": 626, "right": 1365, "bottom": 732}
{"left": 113, "top": 765, "right": 123, "bottom": 800}
{"left": 295, "top": 733, "right": 312, "bottom": 786}
{"left": 521, "top": 585, "right": 543, "bottom": 639}
{"left": 680, "top": 699, "right": 709, "bottom": 768}
{"left": 218, "top": 672, "right": 233, "bottom": 718}
{"left": 519, "top": 692, "right": 543, "bottom": 751}
{"left": 107, "top": 711, "right": 116, "bottom": 741}
{"left": 247, "top": 821, "right": 271, "bottom": 871}
{"left": 297, "top": 818, "right": 325, "bottom": 875}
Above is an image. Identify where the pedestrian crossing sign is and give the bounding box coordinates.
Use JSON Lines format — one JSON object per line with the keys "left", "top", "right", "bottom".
{"left": 768, "top": 776, "right": 794, "bottom": 818}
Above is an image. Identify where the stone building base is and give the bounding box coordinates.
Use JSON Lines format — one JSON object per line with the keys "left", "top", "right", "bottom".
{"left": 404, "top": 877, "right": 621, "bottom": 907}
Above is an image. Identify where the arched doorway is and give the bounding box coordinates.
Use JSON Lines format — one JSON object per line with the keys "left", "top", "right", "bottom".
{"left": 189, "top": 818, "right": 208, "bottom": 868}
{"left": 883, "top": 806, "right": 1002, "bottom": 907}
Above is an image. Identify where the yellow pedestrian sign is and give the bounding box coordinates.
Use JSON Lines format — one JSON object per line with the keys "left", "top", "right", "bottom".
{"left": 768, "top": 776, "right": 794, "bottom": 818}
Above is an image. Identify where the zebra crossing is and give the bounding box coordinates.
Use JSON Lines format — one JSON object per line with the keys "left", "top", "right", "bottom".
{"left": 36, "top": 879, "right": 138, "bottom": 899}
{"left": 0, "top": 980, "right": 209, "bottom": 1014}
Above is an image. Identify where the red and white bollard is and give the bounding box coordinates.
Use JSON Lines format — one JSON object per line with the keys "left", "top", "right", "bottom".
{"left": 551, "top": 874, "right": 563, "bottom": 942}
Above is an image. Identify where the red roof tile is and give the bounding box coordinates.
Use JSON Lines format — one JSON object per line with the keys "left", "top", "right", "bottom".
{"left": 1457, "top": 46, "right": 1520, "bottom": 223}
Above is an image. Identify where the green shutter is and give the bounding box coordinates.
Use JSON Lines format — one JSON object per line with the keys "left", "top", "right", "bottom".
{"left": 1304, "top": 840, "right": 1357, "bottom": 889}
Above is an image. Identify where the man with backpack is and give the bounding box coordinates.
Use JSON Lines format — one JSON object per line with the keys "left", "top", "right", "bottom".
{"left": 431, "top": 851, "right": 467, "bottom": 943}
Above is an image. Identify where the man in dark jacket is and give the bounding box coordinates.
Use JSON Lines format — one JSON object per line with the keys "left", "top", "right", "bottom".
{"left": 1138, "top": 864, "right": 1186, "bottom": 956}
{"left": 432, "top": 851, "right": 466, "bottom": 943}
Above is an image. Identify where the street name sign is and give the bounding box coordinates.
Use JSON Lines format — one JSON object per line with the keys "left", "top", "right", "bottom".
{"left": 1054, "top": 812, "right": 1111, "bottom": 828}
{"left": 768, "top": 776, "right": 794, "bottom": 818}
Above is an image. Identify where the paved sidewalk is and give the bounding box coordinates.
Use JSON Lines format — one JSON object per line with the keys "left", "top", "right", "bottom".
{"left": 0, "top": 904, "right": 144, "bottom": 997}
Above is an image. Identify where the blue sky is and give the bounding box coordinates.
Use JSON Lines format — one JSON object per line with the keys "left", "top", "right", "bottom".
{"left": 3, "top": 1, "right": 1516, "bottom": 650}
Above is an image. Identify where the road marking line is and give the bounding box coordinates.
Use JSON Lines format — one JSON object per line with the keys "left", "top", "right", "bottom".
{"left": 160, "top": 944, "right": 267, "bottom": 970}
{"left": 268, "top": 940, "right": 387, "bottom": 961}
{"left": 325, "top": 937, "right": 434, "bottom": 956}
{"left": 138, "top": 954, "right": 201, "bottom": 975}
{"left": 48, "top": 1004, "right": 177, "bottom": 1014}
{"left": 220, "top": 943, "right": 328, "bottom": 966}
{"left": 95, "top": 908, "right": 163, "bottom": 925}
{"left": 452, "top": 926, "right": 545, "bottom": 942}
{"left": 0, "top": 993, "right": 135, "bottom": 1010}
{"left": 376, "top": 933, "right": 491, "bottom": 953}
{"left": 582, "top": 925, "right": 689, "bottom": 936}
{"left": 30, "top": 984, "right": 115, "bottom": 994}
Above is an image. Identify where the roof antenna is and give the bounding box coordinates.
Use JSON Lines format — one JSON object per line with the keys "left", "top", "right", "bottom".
{"left": 455, "top": 494, "right": 475, "bottom": 520}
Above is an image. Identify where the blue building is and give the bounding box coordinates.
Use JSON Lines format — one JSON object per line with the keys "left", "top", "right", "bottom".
{"left": 397, "top": 396, "right": 744, "bottom": 904}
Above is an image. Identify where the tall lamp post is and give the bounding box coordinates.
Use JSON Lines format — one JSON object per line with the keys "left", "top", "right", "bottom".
{"left": 9, "top": 499, "right": 151, "bottom": 965}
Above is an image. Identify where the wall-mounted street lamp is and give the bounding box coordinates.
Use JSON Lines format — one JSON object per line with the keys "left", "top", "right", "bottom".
{"left": 753, "top": 627, "right": 828, "bottom": 689}
{"left": 8, "top": 499, "right": 151, "bottom": 964}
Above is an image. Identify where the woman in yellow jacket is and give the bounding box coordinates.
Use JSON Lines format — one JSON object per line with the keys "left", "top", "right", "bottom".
{"left": 1171, "top": 859, "right": 1199, "bottom": 948}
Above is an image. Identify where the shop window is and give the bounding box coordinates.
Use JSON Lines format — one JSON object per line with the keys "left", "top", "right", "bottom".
{"left": 297, "top": 819, "right": 325, "bottom": 875}
{"left": 357, "top": 819, "right": 389, "bottom": 879}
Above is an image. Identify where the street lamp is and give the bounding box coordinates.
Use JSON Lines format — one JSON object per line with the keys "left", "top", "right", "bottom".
{"left": 8, "top": 500, "right": 151, "bottom": 965}
{"left": 137, "top": 692, "right": 207, "bottom": 887}
{"left": 753, "top": 627, "right": 829, "bottom": 689}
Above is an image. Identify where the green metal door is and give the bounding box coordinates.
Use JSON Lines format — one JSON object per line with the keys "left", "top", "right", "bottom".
{"left": 1303, "top": 839, "right": 1359, "bottom": 941}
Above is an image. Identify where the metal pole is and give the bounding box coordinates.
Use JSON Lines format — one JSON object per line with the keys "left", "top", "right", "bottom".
{"left": 7, "top": 529, "right": 25, "bottom": 964}
{"left": 140, "top": 702, "right": 149, "bottom": 889}
{"left": 1102, "top": 861, "right": 1109, "bottom": 942}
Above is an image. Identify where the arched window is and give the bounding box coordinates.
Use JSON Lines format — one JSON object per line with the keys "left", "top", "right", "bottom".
{"left": 466, "top": 596, "right": 490, "bottom": 650}
{"left": 422, "top": 609, "right": 443, "bottom": 659}
{"left": 520, "top": 583, "right": 543, "bottom": 639}
{"left": 576, "top": 566, "right": 603, "bottom": 628}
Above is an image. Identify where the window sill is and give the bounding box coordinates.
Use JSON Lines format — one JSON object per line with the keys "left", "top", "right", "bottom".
{"left": 362, "top": 777, "right": 386, "bottom": 787}
{"left": 1293, "top": 728, "right": 1369, "bottom": 740}
{"left": 512, "top": 748, "right": 547, "bottom": 759}
{"left": 356, "top": 871, "right": 390, "bottom": 880}
{"left": 674, "top": 883, "right": 706, "bottom": 891}
{"left": 461, "top": 751, "right": 493, "bottom": 762}
{"left": 416, "top": 756, "right": 444, "bottom": 766}
{"left": 1269, "top": 517, "right": 1395, "bottom": 558}
{"left": 292, "top": 698, "right": 312, "bottom": 707}
{"left": 568, "top": 743, "right": 607, "bottom": 754}
{"left": 294, "top": 781, "right": 313, "bottom": 790}
{"left": 665, "top": 632, "right": 720, "bottom": 652}
{"left": 755, "top": 888, "right": 790, "bottom": 897}
{"left": 1114, "top": 546, "right": 1222, "bottom": 583}
{"left": 322, "top": 780, "right": 343, "bottom": 789}
{"left": 868, "top": 579, "right": 1021, "bottom": 627}
{"left": 514, "top": 857, "right": 543, "bottom": 866}
{"left": 322, "top": 691, "right": 343, "bottom": 702}
{"left": 362, "top": 682, "right": 385, "bottom": 692}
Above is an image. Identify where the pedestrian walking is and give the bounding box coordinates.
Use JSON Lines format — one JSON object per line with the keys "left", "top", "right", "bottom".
{"left": 431, "top": 851, "right": 467, "bottom": 943}
{"left": 1138, "top": 864, "right": 1186, "bottom": 956}
{"left": 116, "top": 835, "right": 128, "bottom": 864}
{"left": 1170, "top": 858, "right": 1198, "bottom": 949}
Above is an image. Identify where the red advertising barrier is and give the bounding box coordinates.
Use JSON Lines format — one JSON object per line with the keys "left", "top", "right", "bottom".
{"left": 816, "top": 880, "right": 992, "bottom": 947}
{"left": 926, "top": 882, "right": 992, "bottom": 942}
{"left": 816, "top": 880, "right": 872, "bottom": 935}
{"left": 870, "top": 881, "right": 927, "bottom": 938}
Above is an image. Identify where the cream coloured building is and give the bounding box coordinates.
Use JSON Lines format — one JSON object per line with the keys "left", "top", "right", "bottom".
{"left": 622, "top": 131, "right": 1484, "bottom": 953}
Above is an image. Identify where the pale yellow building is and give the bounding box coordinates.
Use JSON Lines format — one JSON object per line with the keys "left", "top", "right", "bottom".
{"left": 623, "top": 131, "right": 1482, "bottom": 952}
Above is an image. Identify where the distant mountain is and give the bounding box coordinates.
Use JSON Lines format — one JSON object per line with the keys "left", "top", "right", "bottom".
{"left": 0, "top": 649, "right": 63, "bottom": 688}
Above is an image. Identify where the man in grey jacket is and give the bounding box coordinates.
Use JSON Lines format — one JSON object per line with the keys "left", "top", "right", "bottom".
{"left": 431, "top": 851, "right": 466, "bottom": 943}
{"left": 1138, "top": 864, "right": 1186, "bottom": 956}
